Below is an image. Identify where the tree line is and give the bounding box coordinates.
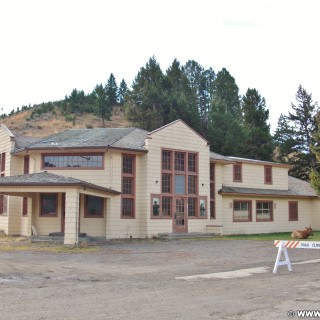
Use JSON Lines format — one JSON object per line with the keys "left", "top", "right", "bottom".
{"left": 1, "top": 56, "right": 320, "bottom": 187}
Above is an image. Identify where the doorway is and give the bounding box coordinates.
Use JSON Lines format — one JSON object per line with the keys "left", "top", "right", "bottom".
{"left": 172, "top": 197, "right": 188, "bottom": 233}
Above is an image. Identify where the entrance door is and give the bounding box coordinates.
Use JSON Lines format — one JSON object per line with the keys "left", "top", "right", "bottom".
{"left": 173, "top": 197, "right": 188, "bottom": 233}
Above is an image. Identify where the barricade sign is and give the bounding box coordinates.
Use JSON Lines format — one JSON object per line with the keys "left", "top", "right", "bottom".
{"left": 273, "top": 240, "right": 320, "bottom": 274}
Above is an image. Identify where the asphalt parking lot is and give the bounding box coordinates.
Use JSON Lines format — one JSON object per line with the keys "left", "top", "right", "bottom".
{"left": 0, "top": 238, "right": 320, "bottom": 320}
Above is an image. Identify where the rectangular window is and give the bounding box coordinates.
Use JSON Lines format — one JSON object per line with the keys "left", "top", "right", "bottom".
{"left": 188, "top": 197, "right": 197, "bottom": 217}
{"left": 85, "top": 195, "right": 104, "bottom": 218}
{"left": 157, "top": 149, "right": 200, "bottom": 218}
{"left": 174, "top": 175, "right": 185, "bottom": 194}
{"left": 175, "top": 152, "right": 185, "bottom": 171}
{"left": 42, "top": 153, "right": 103, "bottom": 169}
{"left": 40, "top": 194, "right": 58, "bottom": 216}
{"left": 123, "top": 155, "right": 134, "bottom": 174}
{"left": 162, "top": 197, "right": 172, "bottom": 217}
{"left": 188, "top": 175, "right": 197, "bottom": 194}
{"left": 264, "top": 166, "right": 272, "bottom": 184}
{"left": 121, "top": 154, "right": 135, "bottom": 218}
{"left": 1, "top": 152, "right": 6, "bottom": 172}
{"left": 22, "top": 197, "right": 28, "bottom": 216}
{"left": 188, "top": 153, "right": 197, "bottom": 173}
{"left": 162, "top": 174, "right": 171, "bottom": 193}
{"left": 210, "top": 163, "right": 215, "bottom": 219}
{"left": 233, "top": 163, "right": 242, "bottom": 182}
{"left": 233, "top": 200, "right": 251, "bottom": 222}
{"left": 122, "top": 198, "right": 134, "bottom": 217}
{"left": 289, "top": 201, "right": 298, "bottom": 221}
{"left": 24, "top": 156, "right": 30, "bottom": 174}
{"left": 122, "top": 177, "right": 134, "bottom": 195}
{"left": 256, "top": 201, "right": 273, "bottom": 221}
{"left": 162, "top": 150, "right": 172, "bottom": 171}
{"left": 0, "top": 195, "right": 7, "bottom": 215}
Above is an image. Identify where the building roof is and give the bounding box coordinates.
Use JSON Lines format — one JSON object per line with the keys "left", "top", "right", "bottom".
{"left": 12, "top": 127, "right": 149, "bottom": 153}
{"left": 227, "top": 156, "right": 292, "bottom": 168}
{"left": 218, "top": 176, "right": 317, "bottom": 198}
{"left": 210, "top": 152, "right": 234, "bottom": 163}
{"left": 0, "top": 172, "right": 121, "bottom": 195}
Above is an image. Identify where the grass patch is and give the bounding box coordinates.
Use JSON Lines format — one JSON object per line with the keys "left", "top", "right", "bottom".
{"left": 208, "top": 231, "right": 320, "bottom": 241}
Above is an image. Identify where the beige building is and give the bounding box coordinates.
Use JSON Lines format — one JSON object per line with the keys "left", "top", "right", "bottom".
{"left": 0, "top": 120, "right": 318, "bottom": 244}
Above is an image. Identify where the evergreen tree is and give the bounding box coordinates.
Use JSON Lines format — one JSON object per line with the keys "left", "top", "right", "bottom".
{"left": 125, "top": 56, "right": 166, "bottom": 131}
{"left": 118, "top": 79, "right": 128, "bottom": 105}
{"left": 93, "top": 83, "right": 110, "bottom": 127}
{"left": 212, "top": 68, "right": 241, "bottom": 119}
{"left": 105, "top": 73, "right": 118, "bottom": 108}
{"left": 208, "top": 97, "right": 247, "bottom": 156}
{"left": 274, "top": 85, "right": 319, "bottom": 180}
{"left": 242, "top": 88, "right": 273, "bottom": 160}
{"left": 273, "top": 114, "right": 296, "bottom": 162}
{"left": 165, "top": 59, "right": 202, "bottom": 132}
{"left": 182, "top": 60, "right": 215, "bottom": 129}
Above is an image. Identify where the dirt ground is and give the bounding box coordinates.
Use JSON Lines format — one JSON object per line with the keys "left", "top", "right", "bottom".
{"left": 0, "top": 238, "right": 320, "bottom": 320}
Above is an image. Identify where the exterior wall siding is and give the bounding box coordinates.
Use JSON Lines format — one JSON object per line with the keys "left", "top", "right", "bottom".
{"left": 145, "top": 121, "right": 210, "bottom": 237}
{"left": 221, "top": 195, "right": 315, "bottom": 235}
{"left": 222, "top": 163, "right": 289, "bottom": 190}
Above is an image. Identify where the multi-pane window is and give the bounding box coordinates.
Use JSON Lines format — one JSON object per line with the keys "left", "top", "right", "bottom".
{"left": 256, "top": 201, "right": 273, "bottom": 221}
{"left": 188, "top": 154, "right": 196, "bottom": 173}
{"left": 264, "top": 166, "right": 272, "bottom": 184}
{"left": 121, "top": 154, "right": 135, "bottom": 218}
{"left": 188, "top": 175, "right": 197, "bottom": 194}
{"left": 122, "top": 198, "right": 134, "bottom": 217}
{"left": 175, "top": 152, "right": 185, "bottom": 171}
{"left": 40, "top": 194, "right": 58, "bottom": 216}
{"left": 153, "top": 149, "right": 204, "bottom": 218}
{"left": 233, "top": 163, "right": 242, "bottom": 182}
{"left": 122, "top": 177, "right": 134, "bottom": 195}
{"left": 42, "top": 154, "right": 103, "bottom": 169}
{"left": 1, "top": 152, "right": 6, "bottom": 173}
{"left": 0, "top": 153, "right": 7, "bottom": 215}
{"left": 162, "top": 197, "right": 172, "bottom": 217}
{"left": 162, "top": 174, "right": 171, "bottom": 193}
{"left": 22, "top": 156, "right": 29, "bottom": 216}
{"left": 210, "top": 163, "right": 215, "bottom": 219}
{"left": 85, "top": 195, "right": 104, "bottom": 218}
{"left": 188, "top": 198, "right": 197, "bottom": 217}
{"left": 233, "top": 200, "right": 251, "bottom": 222}
{"left": 289, "top": 201, "right": 298, "bottom": 221}
{"left": 162, "top": 150, "right": 172, "bottom": 171}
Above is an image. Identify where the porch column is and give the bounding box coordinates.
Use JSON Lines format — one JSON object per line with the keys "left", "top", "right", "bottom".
{"left": 64, "top": 190, "right": 79, "bottom": 245}
{"left": 25, "top": 197, "right": 33, "bottom": 236}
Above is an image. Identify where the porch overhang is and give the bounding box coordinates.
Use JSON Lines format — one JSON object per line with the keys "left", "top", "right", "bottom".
{"left": 0, "top": 172, "right": 121, "bottom": 198}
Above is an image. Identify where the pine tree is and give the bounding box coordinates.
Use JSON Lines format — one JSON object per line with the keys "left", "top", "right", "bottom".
{"left": 212, "top": 68, "right": 241, "bottom": 119}
{"left": 118, "top": 79, "right": 128, "bottom": 105}
{"left": 274, "top": 85, "right": 319, "bottom": 180}
{"left": 165, "top": 59, "right": 202, "bottom": 133}
{"left": 93, "top": 83, "right": 110, "bottom": 127}
{"left": 242, "top": 88, "right": 273, "bottom": 160}
{"left": 105, "top": 73, "right": 118, "bottom": 108}
{"left": 125, "top": 56, "right": 166, "bottom": 131}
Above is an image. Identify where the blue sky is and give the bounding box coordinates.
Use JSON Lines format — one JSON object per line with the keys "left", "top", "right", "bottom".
{"left": 1, "top": 0, "right": 319, "bottom": 132}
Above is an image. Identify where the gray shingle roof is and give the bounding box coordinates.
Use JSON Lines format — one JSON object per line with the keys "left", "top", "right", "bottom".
{"left": 0, "top": 172, "right": 120, "bottom": 195}
{"left": 210, "top": 152, "right": 233, "bottom": 162}
{"left": 13, "top": 127, "right": 149, "bottom": 153}
{"left": 218, "top": 176, "right": 317, "bottom": 198}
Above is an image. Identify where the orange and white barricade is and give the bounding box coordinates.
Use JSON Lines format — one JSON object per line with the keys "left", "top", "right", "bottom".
{"left": 273, "top": 240, "right": 320, "bottom": 274}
